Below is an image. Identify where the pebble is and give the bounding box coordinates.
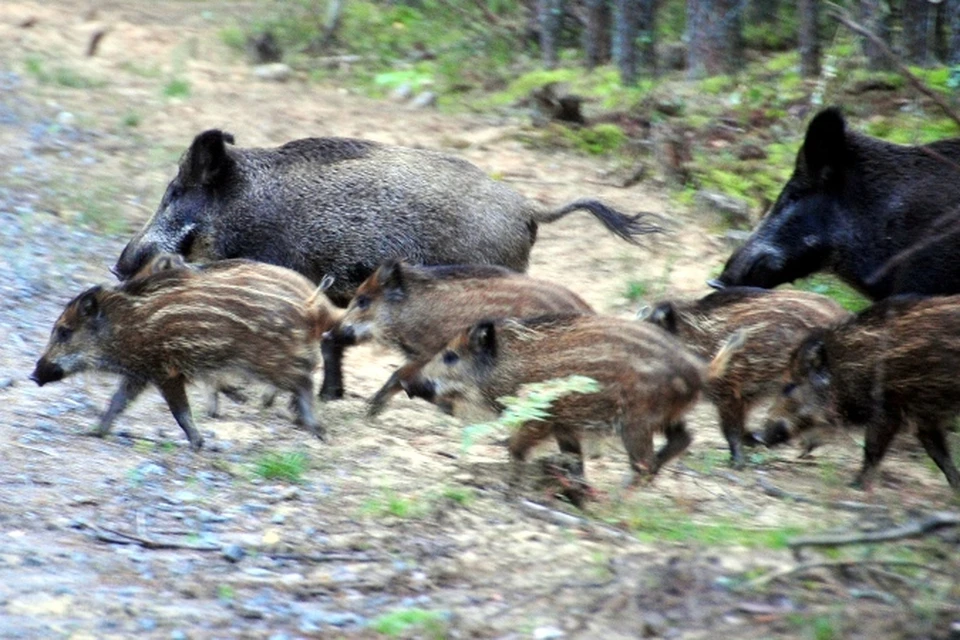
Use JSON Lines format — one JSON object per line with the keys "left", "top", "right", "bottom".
{"left": 170, "top": 631, "right": 188, "bottom": 640}
{"left": 253, "top": 63, "right": 292, "bottom": 82}
{"left": 0, "top": 378, "right": 13, "bottom": 389}
{"left": 137, "top": 618, "right": 157, "bottom": 632}
{"left": 409, "top": 91, "right": 437, "bottom": 109}
{"left": 222, "top": 544, "right": 245, "bottom": 563}
{"left": 533, "top": 626, "right": 565, "bottom": 639}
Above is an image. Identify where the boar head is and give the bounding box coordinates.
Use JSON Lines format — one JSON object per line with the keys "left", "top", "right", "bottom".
{"left": 114, "top": 130, "right": 235, "bottom": 279}
{"left": 31, "top": 287, "right": 109, "bottom": 386}
{"left": 711, "top": 108, "right": 848, "bottom": 291}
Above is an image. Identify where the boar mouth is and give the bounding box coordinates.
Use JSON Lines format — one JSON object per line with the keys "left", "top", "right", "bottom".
{"left": 31, "top": 360, "right": 65, "bottom": 386}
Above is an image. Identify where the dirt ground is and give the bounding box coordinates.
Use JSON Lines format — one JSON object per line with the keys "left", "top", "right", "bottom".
{"left": 1, "top": 2, "right": 959, "bottom": 639}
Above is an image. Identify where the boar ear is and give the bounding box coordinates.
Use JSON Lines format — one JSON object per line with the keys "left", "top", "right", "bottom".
{"left": 800, "top": 337, "right": 831, "bottom": 389}
{"left": 378, "top": 260, "right": 406, "bottom": 300}
{"left": 803, "top": 108, "right": 846, "bottom": 186}
{"left": 183, "top": 129, "right": 235, "bottom": 187}
{"left": 76, "top": 287, "right": 103, "bottom": 319}
{"left": 646, "top": 302, "right": 677, "bottom": 333}
{"left": 467, "top": 320, "right": 497, "bottom": 361}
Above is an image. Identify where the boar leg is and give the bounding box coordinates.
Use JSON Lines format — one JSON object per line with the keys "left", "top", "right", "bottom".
{"left": 93, "top": 376, "right": 148, "bottom": 437}
{"left": 621, "top": 419, "right": 656, "bottom": 481}
{"left": 319, "top": 328, "right": 355, "bottom": 400}
{"left": 716, "top": 398, "right": 749, "bottom": 469}
{"left": 553, "top": 429, "right": 585, "bottom": 479}
{"left": 157, "top": 376, "right": 203, "bottom": 451}
{"left": 915, "top": 420, "right": 960, "bottom": 489}
{"left": 852, "top": 415, "right": 900, "bottom": 490}
{"left": 293, "top": 378, "right": 326, "bottom": 442}
{"left": 651, "top": 420, "right": 692, "bottom": 475}
{"left": 368, "top": 361, "right": 426, "bottom": 417}
{"left": 507, "top": 422, "right": 553, "bottom": 491}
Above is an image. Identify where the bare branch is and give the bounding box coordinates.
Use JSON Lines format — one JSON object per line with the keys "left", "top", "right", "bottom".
{"left": 789, "top": 511, "right": 960, "bottom": 550}
{"left": 828, "top": 5, "right": 960, "bottom": 128}
{"left": 738, "top": 559, "right": 951, "bottom": 591}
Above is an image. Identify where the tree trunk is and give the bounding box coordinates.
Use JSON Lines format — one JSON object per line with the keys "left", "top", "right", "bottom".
{"left": 638, "top": 0, "right": 657, "bottom": 76}
{"left": 747, "top": 0, "right": 779, "bottom": 25}
{"left": 902, "top": 0, "right": 931, "bottom": 65}
{"left": 859, "top": 0, "right": 892, "bottom": 71}
{"left": 613, "top": 0, "right": 641, "bottom": 84}
{"left": 584, "top": 0, "right": 612, "bottom": 69}
{"left": 799, "top": 0, "right": 820, "bottom": 77}
{"left": 950, "top": 0, "right": 960, "bottom": 64}
{"left": 538, "top": 0, "right": 564, "bottom": 69}
{"left": 686, "top": 0, "right": 743, "bottom": 78}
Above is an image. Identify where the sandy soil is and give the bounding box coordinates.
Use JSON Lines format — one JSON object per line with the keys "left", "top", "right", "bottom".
{"left": 1, "top": 2, "right": 958, "bottom": 638}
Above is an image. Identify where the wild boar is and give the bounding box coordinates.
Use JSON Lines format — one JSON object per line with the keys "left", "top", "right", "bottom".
{"left": 711, "top": 107, "right": 960, "bottom": 299}
{"left": 643, "top": 287, "right": 849, "bottom": 468}
{"left": 325, "top": 260, "right": 594, "bottom": 414}
{"left": 760, "top": 295, "right": 960, "bottom": 490}
{"left": 403, "top": 314, "right": 743, "bottom": 491}
{"left": 129, "top": 253, "right": 339, "bottom": 416}
{"left": 30, "top": 261, "right": 334, "bottom": 449}
{"left": 113, "top": 130, "right": 658, "bottom": 307}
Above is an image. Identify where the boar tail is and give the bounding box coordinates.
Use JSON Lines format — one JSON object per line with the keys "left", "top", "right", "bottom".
{"left": 306, "top": 275, "right": 342, "bottom": 341}
{"left": 533, "top": 199, "right": 661, "bottom": 244}
{"left": 706, "top": 330, "right": 746, "bottom": 382}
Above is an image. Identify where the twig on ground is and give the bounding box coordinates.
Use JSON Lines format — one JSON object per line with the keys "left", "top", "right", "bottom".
{"left": 517, "top": 498, "right": 634, "bottom": 542}
{"left": 828, "top": 5, "right": 960, "bottom": 128}
{"left": 756, "top": 477, "right": 887, "bottom": 513}
{"left": 10, "top": 442, "right": 60, "bottom": 457}
{"left": 738, "top": 559, "right": 949, "bottom": 591}
{"left": 77, "top": 521, "right": 221, "bottom": 551}
{"left": 789, "top": 511, "right": 960, "bottom": 550}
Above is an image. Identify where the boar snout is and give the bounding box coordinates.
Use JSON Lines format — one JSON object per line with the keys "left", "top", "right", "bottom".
{"left": 401, "top": 376, "right": 436, "bottom": 403}
{"left": 717, "top": 246, "right": 787, "bottom": 290}
{"left": 759, "top": 418, "right": 792, "bottom": 447}
{"left": 114, "top": 242, "right": 161, "bottom": 281}
{"left": 31, "top": 358, "right": 64, "bottom": 386}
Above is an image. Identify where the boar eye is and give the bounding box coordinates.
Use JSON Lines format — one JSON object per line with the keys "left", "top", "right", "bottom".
{"left": 442, "top": 350, "right": 460, "bottom": 366}
{"left": 55, "top": 326, "right": 73, "bottom": 342}
{"left": 355, "top": 295, "right": 370, "bottom": 311}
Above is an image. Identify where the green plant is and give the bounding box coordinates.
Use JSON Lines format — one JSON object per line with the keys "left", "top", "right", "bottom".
{"left": 252, "top": 451, "right": 309, "bottom": 483}
{"left": 564, "top": 123, "right": 626, "bottom": 156}
{"left": 439, "top": 485, "right": 475, "bottom": 506}
{"left": 363, "top": 489, "right": 426, "bottom": 519}
{"left": 121, "top": 112, "right": 141, "bottom": 128}
{"left": 163, "top": 78, "right": 191, "bottom": 98}
{"left": 623, "top": 279, "right": 649, "bottom": 302}
{"left": 370, "top": 607, "right": 448, "bottom": 638}
{"left": 462, "top": 375, "right": 600, "bottom": 450}
{"left": 790, "top": 275, "right": 870, "bottom": 313}
{"left": 217, "top": 585, "right": 235, "bottom": 602}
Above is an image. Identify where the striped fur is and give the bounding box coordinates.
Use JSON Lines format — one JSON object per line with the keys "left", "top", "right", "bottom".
{"left": 763, "top": 294, "right": 960, "bottom": 490}
{"left": 645, "top": 287, "right": 850, "bottom": 467}
{"left": 408, "top": 313, "right": 743, "bottom": 491}
{"left": 32, "top": 259, "right": 336, "bottom": 449}
{"left": 334, "top": 260, "right": 594, "bottom": 415}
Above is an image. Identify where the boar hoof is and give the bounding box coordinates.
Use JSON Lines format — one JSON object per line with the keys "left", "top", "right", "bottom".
{"left": 188, "top": 436, "right": 205, "bottom": 451}
{"left": 85, "top": 427, "right": 109, "bottom": 439}
{"left": 319, "top": 386, "right": 344, "bottom": 401}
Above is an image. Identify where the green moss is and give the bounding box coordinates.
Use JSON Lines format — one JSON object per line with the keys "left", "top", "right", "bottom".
{"left": 699, "top": 74, "right": 736, "bottom": 95}
{"left": 789, "top": 274, "right": 870, "bottom": 313}
{"left": 564, "top": 123, "right": 627, "bottom": 155}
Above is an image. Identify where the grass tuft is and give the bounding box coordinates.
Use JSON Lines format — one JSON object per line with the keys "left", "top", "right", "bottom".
{"left": 252, "top": 451, "right": 309, "bottom": 483}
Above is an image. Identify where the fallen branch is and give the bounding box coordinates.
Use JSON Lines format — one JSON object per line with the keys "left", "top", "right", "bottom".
{"left": 518, "top": 499, "right": 634, "bottom": 542}
{"left": 738, "top": 559, "right": 950, "bottom": 591}
{"left": 756, "top": 477, "right": 887, "bottom": 513}
{"left": 828, "top": 5, "right": 960, "bottom": 128}
{"left": 77, "top": 521, "right": 221, "bottom": 551}
{"left": 10, "top": 442, "right": 60, "bottom": 457}
{"left": 789, "top": 511, "right": 960, "bottom": 550}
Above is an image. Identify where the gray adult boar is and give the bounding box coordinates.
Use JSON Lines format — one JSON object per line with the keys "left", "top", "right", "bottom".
{"left": 115, "top": 130, "right": 656, "bottom": 306}
{"left": 711, "top": 107, "right": 960, "bottom": 299}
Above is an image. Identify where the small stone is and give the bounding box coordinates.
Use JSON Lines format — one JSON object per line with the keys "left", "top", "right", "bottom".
{"left": 222, "top": 544, "right": 245, "bottom": 563}
{"left": 270, "top": 512, "right": 285, "bottom": 525}
{"left": 56, "top": 111, "right": 75, "bottom": 126}
{"left": 390, "top": 83, "right": 414, "bottom": 102}
{"left": 138, "top": 618, "right": 157, "bottom": 632}
{"left": 642, "top": 611, "right": 668, "bottom": 637}
{"left": 409, "top": 91, "right": 437, "bottom": 109}
{"left": 533, "top": 626, "right": 565, "bottom": 640}
{"left": 253, "top": 63, "right": 292, "bottom": 82}
{"left": 696, "top": 190, "right": 753, "bottom": 229}
{"left": 0, "top": 377, "right": 13, "bottom": 389}
{"left": 170, "top": 631, "right": 188, "bottom": 640}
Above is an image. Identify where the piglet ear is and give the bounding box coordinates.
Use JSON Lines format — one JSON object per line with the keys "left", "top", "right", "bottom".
{"left": 378, "top": 260, "right": 406, "bottom": 299}
{"left": 803, "top": 108, "right": 847, "bottom": 186}
{"left": 646, "top": 302, "right": 677, "bottom": 333}
{"left": 77, "top": 286, "right": 103, "bottom": 319}
{"left": 182, "top": 129, "right": 235, "bottom": 187}
{"left": 467, "top": 320, "right": 497, "bottom": 360}
{"left": 799, "top": 335, "right": 831, "bottom": 389}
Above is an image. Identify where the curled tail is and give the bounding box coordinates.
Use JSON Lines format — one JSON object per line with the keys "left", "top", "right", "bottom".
{"left": 533, "top": 198, "right": 661, "bottom": 244}
{"left": 706, "top": 329, "right": 747, "bottom": 382}
{"left": 306, "top": 275, "right": 342, "bottom": 341}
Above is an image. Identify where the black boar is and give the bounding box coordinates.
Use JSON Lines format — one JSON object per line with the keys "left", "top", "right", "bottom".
{"left": 761, "top": 295, "right": 960, "bottom": 490}
{"left": 114, "top": 130, "right": 658, "bottom": 306}
{"left": 31, "top": 260, "right": 334, "bottom": 449}
{"left": 711, "top": 107, "right": 960, "bottom": 299}
{"left": 403, "top": 314, "right": 743, "bottom": 492}
{"left": 643, "top": 287, "right": 849, "bottom": 468}
{"left": 327, "top": 260, "right": 594, "bottom": 414}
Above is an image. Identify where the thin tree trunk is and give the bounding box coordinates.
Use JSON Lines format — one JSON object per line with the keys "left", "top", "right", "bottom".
{"left": 638, "top": 0, "right": 657, "bottom": 76}
{"left": 539, "top": 0, "right": 564, "bottom": 69}
{"left": 584, "top": 0, "right": 612, "bottom": 69}
{"left": 686, "top": 0, "right": 743, "bottom": 78}
{"left": 950, "top": 0, "right": 960, "bottom": 64}
{"left": 799, "top": 0, "right": 820, "bottom": 77}
{"left": 902, "top": 0, "right": 930, "bottom": 65}
{"left": 860, "top": 0, "right": 892, "bottom": 70}
{"left": 614, "top": 0, "right": 641, "bottom": 84}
